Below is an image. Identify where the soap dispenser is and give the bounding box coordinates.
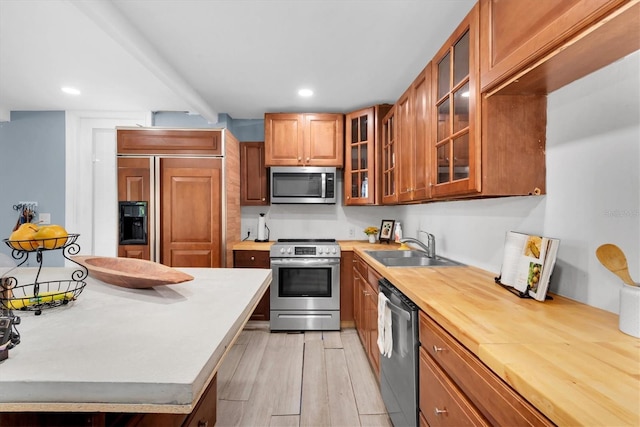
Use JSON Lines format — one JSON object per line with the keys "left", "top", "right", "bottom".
{"left": 394, "top": 222, "right": 403, "bottom": 243}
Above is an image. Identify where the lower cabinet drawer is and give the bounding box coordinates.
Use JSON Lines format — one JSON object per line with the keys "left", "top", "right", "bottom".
{"left": 233, "top": 250, "right": 270, "bottom": 267}
{"left": 420, "top": 348, "right": 489, "bottom": 427}
{"left": 419, "top": 312, "right": 554, "bottom": 426}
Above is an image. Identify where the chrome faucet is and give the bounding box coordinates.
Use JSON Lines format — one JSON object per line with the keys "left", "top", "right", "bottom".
{"left": 400, "top": 230, "right": 436, "bottom": 258}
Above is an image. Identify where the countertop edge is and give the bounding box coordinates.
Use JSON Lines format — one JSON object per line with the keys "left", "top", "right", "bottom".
{"left": 0, "top": 268, "right": 273, "bottom": 414}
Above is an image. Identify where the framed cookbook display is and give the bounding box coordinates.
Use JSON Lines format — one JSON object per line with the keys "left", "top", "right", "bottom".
{"left": 379, "top": 220, "right": 395, "bottom": 243}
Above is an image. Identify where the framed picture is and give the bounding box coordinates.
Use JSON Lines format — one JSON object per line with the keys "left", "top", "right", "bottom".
{"left": 379, "top": 219, "right": 395, "bottom": 243}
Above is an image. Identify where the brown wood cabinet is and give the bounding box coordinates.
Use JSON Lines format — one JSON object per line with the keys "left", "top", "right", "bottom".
{"left": 117, "top": 157, "right": 151, "bottom": 260}
{"left": 264, "top": 113, "right": 344, "bottom": 167}
{"left": 397, "top": 64, "right": 432, "bottom": 203}
{"left": 340, "top": 250, "right": 354, "bottom": 325}
{"left": 160, "top": 157, "right": 223, "bottom": 267}
{"left": 233, "top": 250, "right": 270, "bottom": 321}
{"left": 420, "top": 349, "right": 489, "bottom": 426}
{"left": 344, "top": 105, "right": 392, "bottom": 205}
{"left": 480, "top": 0, "right": 639, "bottom": 94}
{"left": 381, "top": 106, "right": 398, "bottom": 205}
{"left": 116, "top": 128, "right": 240, "bottom": 268}
{"left": 352, "top": 253, "right": 380, "bottom": 376}
{"left": 240, "top": 142, "right": 268, "bottom": 206}
{"left": 430, "top": 4, "right": 547, "bottom": 200}
{"left": 430, "top": 5, "right": 481, "bottom": 198}
{"left": 419, "top": 311, "right": 553, "bottom": 426}
{"left": 117, "top": 128, "right": 222, "bottom": 155}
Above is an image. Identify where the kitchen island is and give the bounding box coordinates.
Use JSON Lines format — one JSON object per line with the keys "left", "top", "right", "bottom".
{"left": 0, "top": 267, "right": 271, "bottom": 426}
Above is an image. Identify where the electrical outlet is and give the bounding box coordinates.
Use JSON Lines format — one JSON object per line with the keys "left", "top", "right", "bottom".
{"left": 348, "top": 227, "right": 355, "bottom": 238}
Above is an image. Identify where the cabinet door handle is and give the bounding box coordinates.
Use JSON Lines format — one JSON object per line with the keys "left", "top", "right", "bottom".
{"left": 306, "top": 157, "right": 310, "bottom": 162}
{"left": 434, "top": 408, "right": 448, "bottom": 416}
{"left": 433, "top": 345, "right": 445, "bottom": 353}
{"left": 298, "top": 157, "right": 302, "bottom": 161}
{"left": 250, "top": 256, "right": 255, "bottom": 261}
{"left": 261, "top": 198, "right": 265, "bottom": 201}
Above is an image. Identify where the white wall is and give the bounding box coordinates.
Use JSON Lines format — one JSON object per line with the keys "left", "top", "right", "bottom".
{"left": 241, "top": 173, "right": 402, "bottom": 241}
{"left": 243, "top": 51, "right": 640, "bottom": 314}
{"left": 401, "top": 51, "right": 640, "bottom": 313}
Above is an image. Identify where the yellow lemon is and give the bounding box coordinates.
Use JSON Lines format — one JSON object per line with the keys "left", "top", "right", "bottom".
{"left": 8, "top": 223, "right": 39, "bottom": 251}
{"left": 32, "top": 225, "right": 68, "bottom": 249}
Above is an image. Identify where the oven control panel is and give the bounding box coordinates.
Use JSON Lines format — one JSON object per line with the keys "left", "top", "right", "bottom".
{"left": 271, "top": 245, "right": 340, "bottom": 258}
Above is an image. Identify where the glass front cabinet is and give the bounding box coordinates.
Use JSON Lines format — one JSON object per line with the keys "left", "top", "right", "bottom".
{"left": 431, "top": 4, "right": 481, "bottom": 198}
{"left": 344, "top": 105, "right": 392, "bottom": 205}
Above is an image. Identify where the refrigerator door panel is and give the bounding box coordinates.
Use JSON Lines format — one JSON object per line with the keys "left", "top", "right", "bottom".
{"left": 159, "top": 157, "right": 223, "bottom": 268}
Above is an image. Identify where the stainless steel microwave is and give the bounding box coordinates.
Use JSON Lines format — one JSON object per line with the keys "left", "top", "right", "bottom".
{"left": 270, "top": 166, "right": 337, "bottom": 204}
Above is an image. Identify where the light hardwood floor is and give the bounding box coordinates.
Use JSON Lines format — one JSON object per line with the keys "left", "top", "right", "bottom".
{"left": 217, "top": 325, "right": 392, "bottom": 427}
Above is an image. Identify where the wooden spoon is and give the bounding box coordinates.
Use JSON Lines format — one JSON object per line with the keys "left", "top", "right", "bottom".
{"left": 595, "top": 244, "right": 637, "bottom": 286}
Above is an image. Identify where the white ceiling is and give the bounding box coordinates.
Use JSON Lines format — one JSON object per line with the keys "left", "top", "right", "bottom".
{"left": 0, "top": 0, "right": 476, "bottom": 121}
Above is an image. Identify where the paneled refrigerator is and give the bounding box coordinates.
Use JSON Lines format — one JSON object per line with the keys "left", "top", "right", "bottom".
{"left": 116, "top": 128, "right": 240, "bottom": 268}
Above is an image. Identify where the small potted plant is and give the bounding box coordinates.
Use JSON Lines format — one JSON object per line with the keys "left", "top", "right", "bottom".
{"left": 364, "top": 226, "right": 379, "bottom": 243}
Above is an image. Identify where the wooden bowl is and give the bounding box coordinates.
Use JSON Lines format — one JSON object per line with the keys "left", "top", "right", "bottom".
{"left": 72, "top": 256, "right": 194, "bottom": 289}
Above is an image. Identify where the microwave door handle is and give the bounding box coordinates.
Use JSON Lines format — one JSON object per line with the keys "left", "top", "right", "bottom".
{"left": 321, "top": 173, "right": 326, "bottom": 198}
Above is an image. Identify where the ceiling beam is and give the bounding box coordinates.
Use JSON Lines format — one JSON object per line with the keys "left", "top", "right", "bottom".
{"left": 70, "top": 0, "right": 218, "bottom": 124}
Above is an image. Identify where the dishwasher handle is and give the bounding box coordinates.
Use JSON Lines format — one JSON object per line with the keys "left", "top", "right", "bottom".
{"left": 384, "top": 298, "right": 412, "bottom": 321}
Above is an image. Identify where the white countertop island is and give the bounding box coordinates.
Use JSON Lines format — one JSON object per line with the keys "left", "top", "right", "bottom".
{"left": 0, "top": 267, "right": 271, "bottom": 414}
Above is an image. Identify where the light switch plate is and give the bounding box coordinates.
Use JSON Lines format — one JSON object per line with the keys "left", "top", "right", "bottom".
{"left": 39, "top": 213, "right": 51, "bottom": 224}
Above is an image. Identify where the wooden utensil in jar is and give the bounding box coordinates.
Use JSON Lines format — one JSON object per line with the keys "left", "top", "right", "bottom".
{"left": 595, "top": 244, "right": 637, "bottom": 286}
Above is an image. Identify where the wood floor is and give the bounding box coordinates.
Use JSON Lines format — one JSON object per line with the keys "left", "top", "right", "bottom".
{"left": 216, "top": 325, "right": 392, "bottom": 427}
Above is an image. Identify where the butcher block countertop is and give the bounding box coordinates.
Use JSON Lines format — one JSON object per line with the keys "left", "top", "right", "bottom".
{"left": 233, "top": 239, "right": 640, "bottom": 426}
{"left": 0, "top": 267, "right": 271, "bottom": 414}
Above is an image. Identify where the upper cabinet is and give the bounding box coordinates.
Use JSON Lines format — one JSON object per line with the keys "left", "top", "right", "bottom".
{"left": 429, "top": 4, "right": 546, "bottom": 200}
{"left": 264, "top": 113, "right": 344, "bottom": 167}
{"left": 480, "top": 0, "right": 640, "bottom": 94}
{"left": 397, "top": 63, "right": 432, "bottom": 203}
{"left": 381, "top": 106, "right": 398, "bottom": 205}
{"left": 240, "top": 142, "right": 269, "bottom": 206}
{"left": 344, "top": 105, "right": 392, "bottom": 205}
{"left": 117, "top": 129, "right": 222, "bottom": 155}
{"left": 430, "top": 6, "right": 481, "bottom": 198}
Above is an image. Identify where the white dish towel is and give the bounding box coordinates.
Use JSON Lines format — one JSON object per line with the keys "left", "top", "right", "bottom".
{"left": 377, "top": 292, "right": 393, "bottom": 358}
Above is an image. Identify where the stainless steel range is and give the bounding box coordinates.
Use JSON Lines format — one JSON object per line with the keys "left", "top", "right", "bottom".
{"left": 270, "top": 239, "right": 341, "bottom": 331}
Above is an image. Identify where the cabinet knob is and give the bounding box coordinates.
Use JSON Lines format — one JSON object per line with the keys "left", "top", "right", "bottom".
{"left": 347, "top": 196, "right": 350, "bottom": 199}
{"left": 198, "top": 420, "right": 209, "bottom": 427}
{"left": 433, "top": 345, "right": 445, "bottom": 353}
{"left": 298, "top": 157, "right": 302, "bottom": 161}
{"left": 250, "top": 256, "right": 255, "bottom": 261}
{"left": 306, "top": 157, "right": 310, "bottom": 162}
{"left": 262, "top": 198, "right": 266, "bottom": 201}
{"left": 434, "top": 408, "right": 448, "bottom": 416}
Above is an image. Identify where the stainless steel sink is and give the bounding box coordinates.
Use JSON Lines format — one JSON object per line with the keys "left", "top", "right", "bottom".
{"left": 365, "top": 250, "right": 464, "bottom": 267}
{"left": 364, "top": 250, "right": 427, "bottom": 259}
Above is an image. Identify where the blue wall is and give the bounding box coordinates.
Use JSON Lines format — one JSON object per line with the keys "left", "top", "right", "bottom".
{"left": 0, "top": 111, "right": 66, "bottom": 266}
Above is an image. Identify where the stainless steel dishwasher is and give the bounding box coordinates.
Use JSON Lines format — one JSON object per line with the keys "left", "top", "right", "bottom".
{"left": 378, "top": 278, "right": 419, "bottom": 427}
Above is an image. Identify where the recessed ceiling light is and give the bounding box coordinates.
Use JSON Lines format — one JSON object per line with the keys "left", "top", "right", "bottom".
{"left": 61, "top": 86, "right": 81, "bottom": 96}
{"left": 298, "top": 88, "right": 313, "bottom": 97}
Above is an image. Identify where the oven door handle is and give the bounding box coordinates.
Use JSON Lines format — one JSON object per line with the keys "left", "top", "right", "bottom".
{"left": 270, "top": 258, "right": 340, "bottom": 267}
